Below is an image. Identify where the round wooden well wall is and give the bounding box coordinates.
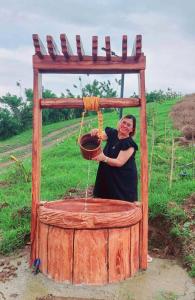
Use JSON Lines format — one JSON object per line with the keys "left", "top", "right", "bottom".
{"left": 37, "top": 198, "right": 142, "bottom": 284}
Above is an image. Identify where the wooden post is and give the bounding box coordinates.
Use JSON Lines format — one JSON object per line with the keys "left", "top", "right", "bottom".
{"left": 30, "top": 69, "right": 42, "bottom": 265}
{"left": 139, "top": 70, "right": 148, "bottom": 270}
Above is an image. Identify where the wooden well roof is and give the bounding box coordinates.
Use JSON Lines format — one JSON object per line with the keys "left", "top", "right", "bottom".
{"left": 32, "top": 34, "right": 145, "bottom": 74}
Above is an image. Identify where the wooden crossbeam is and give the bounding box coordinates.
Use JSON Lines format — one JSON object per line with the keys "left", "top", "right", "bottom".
{"left": 46, "top": 35, "right": 60, "bottom": 59}
{"left": 60, "top": 34, "right": 73, "bottom": 59}
{"left": 33, "top": 55, "right": 146, "bottom": 74}
{"left": 32, "top": 34, "right": 47, "bottom": 58}
{"left": 76, "top": 35, "right": 85, "bottom": 60}
{"left": 105, "top": 36, "right": 111, "bottom": 61}
{"left": 132, "top": 35, "right": 142, "bottom": 59}
{"left": 40, "top": 97, "right": 140, "bottom": 109}
{"left": 92, "top": 36, "right": 98, "bottom": 61}
{"left": 122, "top": 35, "right": 128, "bottom": 60}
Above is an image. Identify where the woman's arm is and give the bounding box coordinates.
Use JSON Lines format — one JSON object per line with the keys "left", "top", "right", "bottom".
{"left": 91, "top": 128, "right": 108, "bottom": 141}
{"left": 92, "top": 147, "right": 135, "bottom": 167}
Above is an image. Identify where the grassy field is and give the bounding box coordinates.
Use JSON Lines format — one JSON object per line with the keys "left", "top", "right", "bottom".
{"left": 0, "top": 98, "right": 194, "bottom": 273}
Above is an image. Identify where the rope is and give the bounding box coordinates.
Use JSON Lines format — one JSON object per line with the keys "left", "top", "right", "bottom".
{"left": 78, "top": 96, "right": 103, "bottom": 141}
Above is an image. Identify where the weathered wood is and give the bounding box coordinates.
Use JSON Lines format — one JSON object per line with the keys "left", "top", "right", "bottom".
{"left": 47, "top": 226, "right": 73, "bottom": 282}
{"left": 130, "top": 223, "right": 140, "bottom": 276}
{"left": 30, "top": 69, "right": 42, "bottom": 265}
{"left": 40, "top": 97, "right": 140, "bottom": 109}
{"left": 32, "top": 34, "right": 47, "bottom": 58}
{"left": 76, "top": 35, "right": 85, "bottom": 60}
{"left": 46, "top": 35, "right": 60, "bottom": 59}
{"left": 105, "top": 36, "right": 111, "bottom": 61}
{"left": 108, "top": 228, "right": 130, "bottom": 283}
{"left": 132, "top": 35, "right": 142, "bottom": 59}
{"left": 122, "top": 35, "right": 128, "bottom": 60}
{"left": 92, "top": 36, "right": 98, "bottom": 61}
{"left": 73, "top": 229, "right": 108, "bottom": 284}
{"left": 60, "top": 33, "right": 73, "bottom": 59}
{"left": 139, "top": 69, "right": 148, "bottom": 270}
{"left": 38, "top": 222, "right": 49, "bottom": 275}
{"left": 33, "top": 54, "right": 146, "bottom": 74}
{"left": 39, "top": 198, "right": 142, "bottom": 229}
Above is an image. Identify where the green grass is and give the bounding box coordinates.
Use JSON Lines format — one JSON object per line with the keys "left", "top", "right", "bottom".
{"left": 0, "top": 99, "right": 194, "bottom": 272}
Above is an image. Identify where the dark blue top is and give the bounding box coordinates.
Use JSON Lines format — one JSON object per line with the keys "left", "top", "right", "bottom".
{"left": 93, "top": 127, "right": 138, "bottom": 202}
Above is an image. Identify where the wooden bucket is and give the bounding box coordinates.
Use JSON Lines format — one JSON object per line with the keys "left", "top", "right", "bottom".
{"left": 79, "top": 133, "right": 101, "bottom": 160}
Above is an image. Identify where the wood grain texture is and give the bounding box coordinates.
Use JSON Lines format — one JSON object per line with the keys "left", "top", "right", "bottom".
{"left": 32, "top": 34, "right": 47, "bottom": 58}
{"left": 122, "top": 35, "right": 128, "bottom": 60}
{"left": 76, "top": 35, "right": 85, "bottom": 60}
{"left": 108, "top": 228, "right": 130, "bottom": 283}
{"left": 105, "top": 36, "right": 111, "bottom": 61}
{"left": 139, "top": 69, "right": 148, "bottom": 270}
{"left": 46, "top": 35, "right": 60, "bottom": 59}
{"left": 32, "top": 54, "right": 146, "bottom": 74}
{"left": 60, "top": 33, "right": 73, "bottom": 59}
{"left": 92, "top": 36, "right": 98, "bottom": 61}
{"left": 38, "top": 198, "right": 142, "bottom": 229}
{"left": 38, "top": 222, "right": 49, "bottom": 275}
{"left": 47, "top": 226, "right": 73, "bottom": 282}
{"left": 130, "top": 223, "right": 140, "bottom": 276}
{"left": 73, "top": 229, "right": 108, "bottom": 284}
{"left": 30, "top": 69, "right": 42, "bottom": 265}
{"left": 40, "top": 97, "right": 140, "bottom": 109}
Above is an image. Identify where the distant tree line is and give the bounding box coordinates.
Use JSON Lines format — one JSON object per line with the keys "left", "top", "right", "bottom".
{"left": 0, "top": 78, "right": 180, "bottom": 140}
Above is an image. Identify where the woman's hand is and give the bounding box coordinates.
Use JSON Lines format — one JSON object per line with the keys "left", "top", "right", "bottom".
{"left": 90, "top": 128, "right": 99, "bottom": 137}
{"left": 92, "top": 152, "right": 107, "bottom": 162}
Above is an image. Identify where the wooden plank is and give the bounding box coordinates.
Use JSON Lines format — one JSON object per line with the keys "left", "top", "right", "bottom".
{"left": 122, "top": 35, "right": 128, "bottom": 60}
{"left": 139, "top": 69, "right": 148, "bottom": 270}
{"left": 105, "top": 36, "right": 111, "bottom": 60}
{"left": 40, "top": 97, "right": 140, "bottom": 109}
{"left": 33, "top": 54, "right": 146, "bottom": 74}
{"left": 73, "top": 229, "right": 108, "bottom": 284}
{"left": 32, "top": 34, "right": 47, "bottom": 58}
{"left": 108, "top": 228, "right": 130, "bottom": 283}
{"left": 92, "top": 36, "right": 98, "bottom": 61}
{"left": 130, "top": 223, "right": 140, "bottom": 276}
{"left": 30, "top": 69, "right": 42, "bottom": 265}
{"left": 60, "top": 33, "right": 73, "bottom": 59}
{"left": 76, "top": 35, "right": 85, "bottom": 60}
{"left": 47, "top": 226, "right": 74, "bottom": 282}
{"left": 132, "top": 35, "right": 142, "bottom": 59}
{"left": 46, "top": 35, "right": 60, "bottom": 59}
{"left": 38, "top": 222, "right": 49, "bottom": 275}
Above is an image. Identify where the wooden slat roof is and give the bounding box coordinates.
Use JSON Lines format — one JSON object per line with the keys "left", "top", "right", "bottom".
{"left": 32, "top": 34, "right": 145, "bottom": 74}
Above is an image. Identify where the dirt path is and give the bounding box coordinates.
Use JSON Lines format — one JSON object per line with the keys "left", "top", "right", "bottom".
{"left": 0, "top": 247, "right": 194, "bottom": 300}
{"left": 0, "top": 120, "right": 91, "bottom": 171}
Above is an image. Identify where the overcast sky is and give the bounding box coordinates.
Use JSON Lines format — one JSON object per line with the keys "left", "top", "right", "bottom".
{"left": 0, "top": 0, "right": 195, "bottom": 98}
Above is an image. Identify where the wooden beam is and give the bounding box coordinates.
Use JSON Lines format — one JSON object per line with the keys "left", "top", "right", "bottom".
{"left": 139, "top": 69, "right": 148, "bottom": 270}
{"left": 40, "top": 97, "right": 140, "bottom": 109}
{"left": 60, "top": 34, "right": 73, "bottom": 59}
{"left": 46, "top": 35, "right": 60, "bottom": 60}
{"left": 31, "top": 69, "right": 42, "bottom": 265}
{"left": 122, "top": 35, "right": 128, "bottom": 60}
{"left": 76, "top": 35, "right": 85, "bottom": 60}
{"left": 92, "top": 36, "right": 98, "bottom": 61}
{"left": 132, "top": 35, "right": 142, "bottom": 59}
{"left": 105, "top": 36, "right": 111, "bottom": 61}
{"left": 33, "top": 54, "right": 146, "bottom": 74}
{"left": 32, "top": 34, "right": 47, "bottom": 58}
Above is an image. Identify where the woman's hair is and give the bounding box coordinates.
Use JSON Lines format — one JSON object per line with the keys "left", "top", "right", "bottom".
{"left": 121, "top": 114, "right": 136, "bottom": 136}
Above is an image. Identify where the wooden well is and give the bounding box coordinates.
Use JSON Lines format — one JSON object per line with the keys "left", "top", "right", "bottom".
{"left": 31, "top": 33, "right": 148, "bottom": 285}
{"left": 37, "top": 198, "right": 142, "bottom": 284}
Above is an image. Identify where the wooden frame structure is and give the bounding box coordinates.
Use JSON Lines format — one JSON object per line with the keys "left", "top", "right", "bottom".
{"left": 31, "top": 34, "right": 148, "bottom": 280}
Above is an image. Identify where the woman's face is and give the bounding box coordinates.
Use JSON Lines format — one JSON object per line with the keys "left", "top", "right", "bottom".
{"left": 118, "top": 118, "right": 134, "bottom": 136}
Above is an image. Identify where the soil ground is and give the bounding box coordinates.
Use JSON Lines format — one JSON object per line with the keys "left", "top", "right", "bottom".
{"left": 0, "top": 246, "right": 195, "bottom": 300}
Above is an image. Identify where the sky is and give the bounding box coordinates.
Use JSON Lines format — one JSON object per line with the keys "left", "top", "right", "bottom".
{"left": 0, "top": 0, "right": 195, "bottom": 98}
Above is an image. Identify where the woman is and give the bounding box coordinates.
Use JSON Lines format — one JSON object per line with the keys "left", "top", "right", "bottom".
{"left": 91, "top": 114, "right": 138, "bottom": 202}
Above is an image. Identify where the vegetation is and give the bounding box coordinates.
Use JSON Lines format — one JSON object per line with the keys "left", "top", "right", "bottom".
{"left": 0, "top": 87, "right": 194, "bottom": 276}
